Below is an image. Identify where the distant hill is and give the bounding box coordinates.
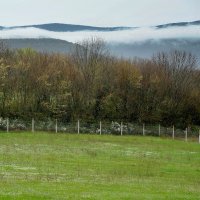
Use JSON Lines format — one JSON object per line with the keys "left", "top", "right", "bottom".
{"left": 156, "top": 20, "right": 200, "bottom": 29}
{"left": 1, "top": 20, "right": 200, "bottom": 32}
{"left": 2, "top": 38, "right": 75, "bottom": 54}
{"left": 1, "top": 20, "right": 200, "bottom": 62}
{"left": 2, "top": 38, "right": 200, "bottom": 63}
{"left": 0, "top": 23, "right": 133, "bottom": 32}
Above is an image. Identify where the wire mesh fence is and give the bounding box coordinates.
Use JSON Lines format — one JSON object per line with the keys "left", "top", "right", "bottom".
{"left": 0, "top": 118, "right": 199, "bottom": 143}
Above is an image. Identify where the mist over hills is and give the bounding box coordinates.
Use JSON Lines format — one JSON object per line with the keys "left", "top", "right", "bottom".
{"left": 2, "top": 38, "right": 199, "bottom": 61}
{"left": 108, "top": 39, "right": 200, "bottom": 60}
{"left": 0, "top": 20, "right": 200, "bottom": 61}
{"left": 1, "top": 20, "right": 200, "bottom": 31}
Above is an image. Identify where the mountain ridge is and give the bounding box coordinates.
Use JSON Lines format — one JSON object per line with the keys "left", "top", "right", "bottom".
{"left": 0, "top": 20, "right": 199, "bottom": 32}
{"left": 156, "top": 20, "right": 200, "bottom": 29}
{"left": 0, "top": 23, "right": 133, "bottom": 32}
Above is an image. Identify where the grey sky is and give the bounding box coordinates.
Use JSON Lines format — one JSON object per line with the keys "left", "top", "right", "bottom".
{"left": 0, "top": 0, "right": 199, "bottom": 27}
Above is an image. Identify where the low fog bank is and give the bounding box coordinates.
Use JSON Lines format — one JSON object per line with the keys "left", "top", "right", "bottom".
{"left": 1, "top": 25, "right": 200, "bottom": 63}
{"left": 108, "top": 39, "right": 200, "bottom": 62}
{"left": 0, "top": 25, "right": 200, "bottom": 43}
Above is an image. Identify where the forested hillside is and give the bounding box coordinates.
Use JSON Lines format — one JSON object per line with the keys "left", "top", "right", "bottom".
{"left": 0, "top": 39, "right": 199, "bottom": 127}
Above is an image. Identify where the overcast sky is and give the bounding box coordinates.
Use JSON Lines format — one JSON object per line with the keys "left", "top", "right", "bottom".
{"left": 0, "top": 0, "right": 199, "bottom": 27}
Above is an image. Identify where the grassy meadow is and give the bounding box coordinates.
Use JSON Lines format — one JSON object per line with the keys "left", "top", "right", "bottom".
{"left": 0, "top": 132, "right": 200, "bottom": 199}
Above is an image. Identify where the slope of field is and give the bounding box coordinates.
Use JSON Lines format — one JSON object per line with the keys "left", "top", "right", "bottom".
{"left": 0, "top": 132, "right": 199, "bottom": 199}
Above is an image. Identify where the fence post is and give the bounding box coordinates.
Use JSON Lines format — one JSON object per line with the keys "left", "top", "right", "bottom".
{"left": 100, "top": 121, "right": 102, "bottom": 135}
{"left": 32, "top": 118, "right": 35, "bottom": 133}
{"left": 185, "top": 128, "right": 188, "bottom": 142}
{"left": 121, "top": 122, "right": 123, "bottom": 136}
{"left": 143, "top": 124, "right": 145, "bottom": 136}
{"left": 172, "top": 125, "right": 175, "bottom": 140}
{"left": 55, "top": 119, "right": 58, "bottom": 133}
{"left": 199, "top": 130, "right": 200, "bottom": 144}
{"left": 159, "top": 124, "right": 161, "bottom": 137}
{"left": 77, "top": 120, "right": 80, "bottom": 134}
{"left": 6, "top": 118, "right": 9, "bottom": 133}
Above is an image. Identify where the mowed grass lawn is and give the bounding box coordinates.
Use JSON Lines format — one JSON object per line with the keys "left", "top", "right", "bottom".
{"left": 0, "top": 132, "right": 200, "bottom": 200}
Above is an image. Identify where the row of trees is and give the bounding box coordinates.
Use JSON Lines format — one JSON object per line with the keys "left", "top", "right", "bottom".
{"left": 0, "top": 39, "right": 200, "bottom": 128}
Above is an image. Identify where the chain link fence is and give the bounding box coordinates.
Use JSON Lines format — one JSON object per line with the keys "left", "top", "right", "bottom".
{"left": 0, "top": 118, "right": 199, "bottom": 142}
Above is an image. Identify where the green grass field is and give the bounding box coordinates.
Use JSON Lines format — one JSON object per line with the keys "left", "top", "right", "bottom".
{"left": 0, "top": 132, "right": 200, "bottom": 200}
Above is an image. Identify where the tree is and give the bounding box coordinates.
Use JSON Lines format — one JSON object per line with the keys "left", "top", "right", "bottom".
{"left": 152, "top": 50, "right": 198, "bottom": 126}
{"left": 70, "top": 37, "right": 109, "bottom": 119}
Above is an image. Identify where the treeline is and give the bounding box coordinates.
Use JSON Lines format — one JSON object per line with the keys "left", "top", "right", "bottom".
{"left": 0, "top": 39, "right": 200, "bottom": 128}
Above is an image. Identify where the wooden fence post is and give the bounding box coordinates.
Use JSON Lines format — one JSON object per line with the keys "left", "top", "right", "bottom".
{"left": 185, "top": 128, "right": 188, "bottom": 142}
{"left": 199, "top": 130, "right": 200, "bottom": 144}
{"left": 159, "top": 124, "right": 161, "bottom": 137}
{"left": 172, "top": 125, "right": 175, "bottom": 140}
{"left": 121, "top": 122, "right": 123, "bottom": 136}
{"left": 32, "top": 118, "right": 35, "bottom": 133}
{"left": 6, "top": 118, "right": 9, "bottom": 133}
{"left": 143, "top": 124, "right": 145, "bottom": 136}
{"left": 55, "top": 119, "right": 58, "bottom": 133}
{"left": 78, "top": 120, "right": 80, "bottom": 134}
{"left": 100, "top": 121, "right": 102, "bottom": 135}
